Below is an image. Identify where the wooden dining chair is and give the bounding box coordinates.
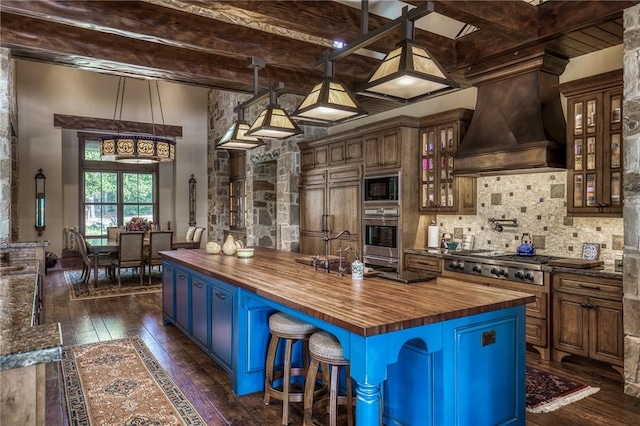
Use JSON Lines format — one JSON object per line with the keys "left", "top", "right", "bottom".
{"left": 145, "top": 230, "right": 173, "bottom": 285}
{"left": 111, "top": 231, "right": 145, "bottom": 287}
{"left": 71, "top": 230, "right": 113, "bottom": 286}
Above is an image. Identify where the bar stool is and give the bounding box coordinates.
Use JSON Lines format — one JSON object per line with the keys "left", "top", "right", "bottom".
{"left": 303, "top": 330, "right": 354, "bottom": 426}
{"left": 264, "top": 312, "right": 320, "bottom": 425}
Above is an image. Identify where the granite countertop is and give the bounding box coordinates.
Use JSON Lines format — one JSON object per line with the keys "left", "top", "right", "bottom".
{"left": 403, "top": 248, "right": 622, "bottom": 280}
{"left": 0, "top": 262, "right": 63, "bottom": 371}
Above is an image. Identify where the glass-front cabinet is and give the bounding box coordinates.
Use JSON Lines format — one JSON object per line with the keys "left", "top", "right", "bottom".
{"left": 559, "top": 70, "right": 623, "bottom": 217}
{"left": 419, "top": 109, "right": 476, "bottom": 214}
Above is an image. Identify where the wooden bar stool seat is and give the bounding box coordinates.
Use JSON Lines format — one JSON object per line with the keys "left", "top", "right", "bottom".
{"left": 264, "top": 312, "right": 322, "bottom": 425}
{"left": 303, "top": 330, "right": 355, "bottom": 426}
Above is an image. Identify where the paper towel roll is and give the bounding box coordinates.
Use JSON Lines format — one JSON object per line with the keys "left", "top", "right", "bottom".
{"left": 427, "top": 224, "right": 439, "bottom": 248}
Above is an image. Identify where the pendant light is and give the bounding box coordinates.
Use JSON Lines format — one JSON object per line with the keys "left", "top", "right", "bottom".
{"left": 292, "top": 51, "right": 367, "bottom": 123}
{"left": 217, "top": 105, "right": 264, "bottom": 150}
{"left": 246, "top": 82, "right": 302, "bottom": 139}
{"left": 100, "top": 77, "right": 176, "bottom": 163}
{"left": 358, "top": 6, "right": 458, "bottom": 102}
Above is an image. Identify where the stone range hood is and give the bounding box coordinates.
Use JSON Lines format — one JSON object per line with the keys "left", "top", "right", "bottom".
{"left": 453, "top": 51, "right": 569, "bottom": 176}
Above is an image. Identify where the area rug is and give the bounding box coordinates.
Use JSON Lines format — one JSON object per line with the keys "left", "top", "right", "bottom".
{"left": 62, "top": 336, "right": 206, "bottom": 425}
{"left": 64, "top": 268, "right": 162, "bottom": 300}
{"left": 526, "top": 365, "right": 600, "bottom": 413}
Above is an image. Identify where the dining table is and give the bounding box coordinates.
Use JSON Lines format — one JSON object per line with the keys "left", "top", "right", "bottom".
{"left": 84, "top": 237, "right": 197, "bottom": 287}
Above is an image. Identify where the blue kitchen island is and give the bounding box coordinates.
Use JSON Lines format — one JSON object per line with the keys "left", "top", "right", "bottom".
{"left": 160, "top": 248, "right": 535, "bottom": 426}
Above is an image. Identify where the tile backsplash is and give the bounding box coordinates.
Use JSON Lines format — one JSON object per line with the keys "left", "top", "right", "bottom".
{"left": 436, "top": 171, "right": 623, "bottom": 266}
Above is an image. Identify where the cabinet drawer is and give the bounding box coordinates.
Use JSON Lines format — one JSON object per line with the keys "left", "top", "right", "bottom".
{"left": 488, "top": 281, "right": 546, "bottom": 319}
{"left": 404, "top": 254, "right": 442, "bottom": 274}
{"left": 526, "top": 317, "right": 547, "bottom": 347}
{"left": 553, "top": 273, "right": 622, "bottom": 300}
{"left": 328, "top": 166, "right": 361, "bottom": 183}
{"left": 301, "top": 170, "right": 327, "bottom": 186}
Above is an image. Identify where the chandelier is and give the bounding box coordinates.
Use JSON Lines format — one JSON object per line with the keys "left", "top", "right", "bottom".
{"left": 100, "top": 77, "right": 176, "bottom": 163}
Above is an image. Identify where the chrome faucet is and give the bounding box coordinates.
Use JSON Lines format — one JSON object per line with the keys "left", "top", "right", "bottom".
{"left": 323, "top": 229, "right": 353, "bottom": 274}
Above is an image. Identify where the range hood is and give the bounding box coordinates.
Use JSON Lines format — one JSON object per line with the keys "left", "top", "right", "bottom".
{"left": 454, "top": 51, "right": 569, "bottom": 176}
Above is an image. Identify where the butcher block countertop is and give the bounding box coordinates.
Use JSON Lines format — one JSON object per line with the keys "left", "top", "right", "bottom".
{"left": 161, "top": 248, "right": 535, "bottom": 337}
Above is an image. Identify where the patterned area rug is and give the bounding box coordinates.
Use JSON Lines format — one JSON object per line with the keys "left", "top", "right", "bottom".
{"left": 64, "top": 268, "right": 162, "bottom": 300}
{"left": 62, "top": 336, "right": 205, "bottom": 425}
{"left": 526, "top": 365, "right": 600, "bottom": 413}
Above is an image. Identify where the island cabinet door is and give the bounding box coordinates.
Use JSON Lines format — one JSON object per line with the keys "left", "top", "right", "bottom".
{"left": 210, "top": 281, "right": 234, "bottom": 371}
{"left": 175, "top": 267, "right": 190, "bottom": 333}
{"left": 162, "top": 262, "right": 175, "bottom": 322}
{"left": 191, "top": 275, "right": 209, "bottom": 350}
{"left": 445, "top": 310, "right": 524, "bottom": 426}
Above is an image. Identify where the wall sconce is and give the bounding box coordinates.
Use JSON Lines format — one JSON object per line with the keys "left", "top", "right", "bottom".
{"left": 35, "top": 168, "right": 46, "bottom": 236}
{"left": 189, "top": 174, "right": 196, "bottom": 226}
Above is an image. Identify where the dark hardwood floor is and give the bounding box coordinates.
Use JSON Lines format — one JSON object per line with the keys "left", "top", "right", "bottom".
{"left": 43, "top": 266, "right": 640, "bottom": 425}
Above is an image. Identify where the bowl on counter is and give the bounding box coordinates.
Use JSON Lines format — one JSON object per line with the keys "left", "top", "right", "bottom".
{"left": 446, "top": 242, "right": 459, "bottom": 251}
{"left": 236, "top": 248, "right": 255, "bottom": 259}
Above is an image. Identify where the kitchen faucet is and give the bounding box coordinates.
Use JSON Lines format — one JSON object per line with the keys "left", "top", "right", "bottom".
{"left": 323, "top": 229, "right": 352, "bottom": 274}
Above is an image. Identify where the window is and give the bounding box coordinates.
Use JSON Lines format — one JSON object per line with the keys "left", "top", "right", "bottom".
{"left": 80, "top": 135, "right": 158, "bottom": 237}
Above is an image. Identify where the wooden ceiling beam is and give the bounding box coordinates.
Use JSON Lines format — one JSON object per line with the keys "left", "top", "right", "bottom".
{"left": 0, "top": 13, "right": 334, "bottom": 95}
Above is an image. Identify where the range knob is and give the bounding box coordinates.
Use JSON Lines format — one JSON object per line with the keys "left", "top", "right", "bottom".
{"left": 457, "top": 262, "right": 464, "bottom": 270}
{"left": 490, "top": 267, "right": 499, "bottom": 275}
{"left": 514, "top": 271, "right": 524, "bottom": 279}
{"left": 498, "top": 268, "right": 508, "bottom": 276}
{"left": 525, "top": 272, "right": 535, "bottom": 281}
{"left": 472, "top": 265, "right": 482, "bottom": 273}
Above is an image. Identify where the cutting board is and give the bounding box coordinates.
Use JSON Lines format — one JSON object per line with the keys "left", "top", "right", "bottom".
{"left": 547, "top": 258, "right": 604, "bottom": 268}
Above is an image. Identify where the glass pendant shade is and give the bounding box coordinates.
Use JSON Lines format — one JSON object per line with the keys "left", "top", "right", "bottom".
{"left": 246, "top": 104, "right": 303, "bottom": 138}
{"left": 360, "top": 40, "right": 458, "bottom": 101}
{"left": 100, "top": 135, "right": 175, "bottom": 164}
{"left": 293, "top": 77, "right": 367, "bottom": 122}
{"left": 217, "top": 120, "right": 264, "bottom": 149}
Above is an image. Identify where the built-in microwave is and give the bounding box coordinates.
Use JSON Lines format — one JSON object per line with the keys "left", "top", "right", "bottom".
{"left": 363, "top": 173, "right": 400, "bottom": 204}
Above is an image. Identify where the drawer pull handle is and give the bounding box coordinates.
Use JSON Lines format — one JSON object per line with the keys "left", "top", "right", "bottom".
{"left": 178, "top": 274, "right": 186, "bottom": 280}
{"left": 215, "top": 292, "right": 226, "bottom": 300}
{"left": 578, "top": 284, "right": 600, "bottom": 290}
{"left": 194, "top": 282, "right": 203, "bottom": 288}
{"left": 416, "top": 260, "right": 432, "bottom": 265}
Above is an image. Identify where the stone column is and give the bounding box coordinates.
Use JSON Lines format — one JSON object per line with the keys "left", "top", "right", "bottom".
{"left": 623, "top": 4, "right": 640, "bottom": 398}
{"left": 0, "top": 47, "right": 17, "bottom": 243}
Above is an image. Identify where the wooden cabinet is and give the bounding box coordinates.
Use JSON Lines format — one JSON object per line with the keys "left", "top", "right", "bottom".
{"left": 419, "top": 109, "right": 476, "bottom": 214}
{"left": 404, "top": 253, "right": 442, "bottom": 276}
{"left": 300, "top": 166, "right": 361, "bottom": 263}
{"left": 557, "top": 70, "right": 623, "bottom": 217}
{"left": 329, "top": 138, "right": 363, "bottom": 165}
{"left": 552, "top": 272, "right": 623, "bottom": 368}
{"left": 301, "top": 145, "right": 328, "bottom": 170}
{"left": 363, "top": 129, "right": 401, "bottom": 171}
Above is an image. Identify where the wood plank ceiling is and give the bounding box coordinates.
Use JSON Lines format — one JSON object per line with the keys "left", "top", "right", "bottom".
{"left": 0, "top": 1, "right": 636, "bottom": 117}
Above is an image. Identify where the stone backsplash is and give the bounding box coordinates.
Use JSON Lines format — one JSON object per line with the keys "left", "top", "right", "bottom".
{"left": 435, "top": 171, "right": 624, "bottom": 266}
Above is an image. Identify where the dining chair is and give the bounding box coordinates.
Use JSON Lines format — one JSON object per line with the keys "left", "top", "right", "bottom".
{"left": 107, "top": 226, "right": 121, "bottom": 241}
{"left": 71, "top": 230, "right": 113, "bottom": 286}
{"left": 191, "top": 227, "right": 205, "bottom": 248}
{"left": 145, "top": 230, "right": 173, "bottom": 285}
{"left": 111, "top": 231, "right": 145, "bottom": 287}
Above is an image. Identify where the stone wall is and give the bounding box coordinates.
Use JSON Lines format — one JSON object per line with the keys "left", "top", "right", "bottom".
{"left": 0, "top": 48, "right": 14, "bottom": 243}
{"left": 437, "top": 171, "right": 624, "bottom": 266}
{"left": 207, "top": 89, "right": 327, "bottom": 250}
{"left": 623, "top": 3, "right": 640, "bottom": 398}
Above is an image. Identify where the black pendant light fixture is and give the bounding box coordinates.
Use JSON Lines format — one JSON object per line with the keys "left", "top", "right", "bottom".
{"left": 358, "top": 6, "right": 458, "bottom": 102}
{"left": 100, "top": 77, "right": 176, "bottom": 163}
{"left": 246, "top": 82, "right": 303, "bottom": 139}
{"left": 292, "top": 51, "right": 367, "bottom": 123}
{"left": 217, "top": 59, "right": 265, "bottom": 150}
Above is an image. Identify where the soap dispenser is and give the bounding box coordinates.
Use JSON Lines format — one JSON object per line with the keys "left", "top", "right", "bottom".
{"left": 351, "top": 253, "right": 364, "bottom": 280}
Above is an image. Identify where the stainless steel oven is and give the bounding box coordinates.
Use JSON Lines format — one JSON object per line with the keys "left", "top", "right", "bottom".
{"left": 362, "top": 206, "right": 400, "bottom": 271}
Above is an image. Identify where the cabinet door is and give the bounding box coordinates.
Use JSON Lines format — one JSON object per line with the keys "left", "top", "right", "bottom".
{"left": 210, "top": 283, "right": 234, "bottom": 370}
{"left": 300, "top": 235, "right": 325, "bottom": 257}
{"left": 553, "top": 292, "right": 589, "bottom": 357}
{"left": 345, "top": 138, "right": 363, "bottom": 163}
{"left": 329, "top": 141, "right": 346, "bottom": 165}
{"left": 379, "top": 129, "right": 400, "bottom": 169}
{"left": 328, "top": 181, "right": 360, "bottom": 263}
{"left": 301, "top": 148, "right": 316, "bottom": 170}
{"left": 191, "top": 276, "right": 209, "bottom": 348}
{"left": 363, "top": 133, "right": 380, "bottom": 169}
{"left": 300, "top": 184, "right": 326, "bottom": 233}
{"left": 162, "top": 262, "right": 174, "bottom": 321}
{"left": 601, "top": 88, "right": 623, "bottom": 215}
{"left": 589, "top": 297, "right": 624, "bottom": 365}
{"left": 175, "top": 268, "right": 190, "bottom": 332}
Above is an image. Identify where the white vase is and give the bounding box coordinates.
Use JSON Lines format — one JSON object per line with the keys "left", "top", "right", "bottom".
{"left": 205, "top": 241, "right": 221, "bottom": 254}
{"left": 222, "top": 235, "right": 237, "bottom": 255}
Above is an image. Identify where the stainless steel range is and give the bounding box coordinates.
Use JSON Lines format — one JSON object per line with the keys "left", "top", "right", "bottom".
{"left": 443, "top": 250, "right": 562, "bottom": 286}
